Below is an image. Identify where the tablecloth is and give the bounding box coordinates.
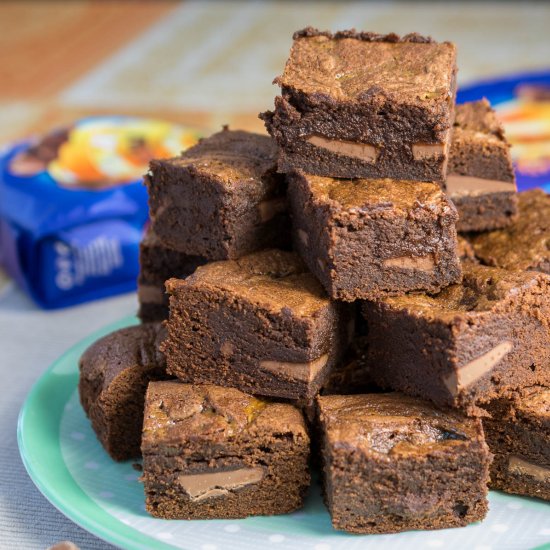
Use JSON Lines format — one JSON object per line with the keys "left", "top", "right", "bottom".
{"left": 0, "top": 283, "right": 134, "bottom": 549}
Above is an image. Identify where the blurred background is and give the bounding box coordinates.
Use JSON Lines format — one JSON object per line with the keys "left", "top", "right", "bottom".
{"left": 2, "top": 0, "right": 550, "bottom": 142}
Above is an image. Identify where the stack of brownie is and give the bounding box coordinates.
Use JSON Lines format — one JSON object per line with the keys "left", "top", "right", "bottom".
{"left": 79, "top": 27, "right": 550, "bottom": 535}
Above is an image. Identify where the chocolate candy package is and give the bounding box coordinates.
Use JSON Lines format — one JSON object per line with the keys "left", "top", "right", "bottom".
{"left": 0, "top": 116, "right": 199, "bottom": 308}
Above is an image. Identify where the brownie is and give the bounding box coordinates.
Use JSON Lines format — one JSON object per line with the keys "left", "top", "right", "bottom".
{"left": 146, "top": 128, "right": 289, "bottom": 260}
{"left": 470, "top": 189, "right": 550, "bottom": 274}
{"left": 138, "top": 226, "right": 208, "bottom": 322}
{"left": 162, "top": 249, "right": 348, "bottom": 401}
{"left": 448, "top": 100, "right": 518, "bottom": 232}
{"left": 79, "top": 323, "right": 168, "bottom": 461}
{"left": 321, "top": 336, "right": 376, "bottom": 396}
{"left": 483, "top": 386, "right": 549, "bottom": 501}
{"left": 362, "top": 263, "right": 550, "bottom": 415}
{"left": 457, "top": 235, "right": 477, "bottom": 263}
{"left": 288, "top": 172, "right": 461, "bottom": 301}
{"left": 141, "top": 381, "right": 310, "bottom": 519}
{"left": 261, "top": 28, "right": 457, "bottom": 183}
{"left": 317, "top": 393, "right": 491, "bottom": 534}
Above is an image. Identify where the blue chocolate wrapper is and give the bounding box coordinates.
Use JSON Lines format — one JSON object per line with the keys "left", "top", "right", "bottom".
{"left": 0, "top": 116, "right": 200, "bottom": 308}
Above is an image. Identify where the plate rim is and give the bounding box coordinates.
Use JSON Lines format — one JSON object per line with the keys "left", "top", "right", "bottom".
{"left": 17, "top": 315, "right": 550, "bottom": 550}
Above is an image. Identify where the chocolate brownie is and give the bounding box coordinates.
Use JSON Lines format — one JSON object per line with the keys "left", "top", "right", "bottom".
{"left": 483, "top": 386, "right": 549, "bottom": 501}
{"left": 141, "top": 381, "right": 310, "bottom": 519}
{"left": 362, "top": 264, "right": 550, "bottom": 415}
{"left": 146, "top": 128, "right": 289, "bottom": 260}
{"left": 457, "top": 235, "right": 477, "bottom": 263}
{"left": 321, "top": 334, "right": 376, "bottom": 395}
{"left": 261, "top": 28, "right": 457, "bottom": 183}
{"left": 448, "top": 100, "right": 517, "bottom": 232}
{"left": 470, "top": 189, "right": 550, "bottom": 274}
{"left": 79, "top": 323, "right": 168, "bottom": 461}
{"left": 317, "top": 393, "right": 491, "bottom": 534}
{"left": 288, "top": 172, "right": 461, "bottom": 301}
{"left": 138, "top": 226, "right": 208, "bottom": 322}
{"left": 162, "top": 249, "right": 348, "bottom": 401}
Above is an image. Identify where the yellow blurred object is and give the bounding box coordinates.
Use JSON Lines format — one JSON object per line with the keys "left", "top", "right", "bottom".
{"left": 48, "top": 117, "right": 200, "bottom": 189}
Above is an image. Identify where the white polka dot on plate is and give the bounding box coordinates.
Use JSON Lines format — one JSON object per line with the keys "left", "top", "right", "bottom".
{"left": 124, "top": 473, "right": 139, "bottom": 482}
{"left": 224, "top": 524, "right": 240, "bottom": 533}
{"left": 84, "top": 461, "right": 99, "bottom": 470}
{"left": 158, "top": 533, "right": 174, "bottom": 540}
{"left": 507, "top": 501, "right": 522, "bottom": 510}
{"left": 427, "top": 541, "right": 444, "bottom": 548}
{"left": 65, "top": 403, "right": 73, "bottom": 411}
{"left": 314, "top": 544, "right": 332, "bottom": 550}
{"left": 269, "top": 534, "right": 285, "bottom": 543}
{"left": 491, "top": 524, "right": 509, "bottom": 533}
{"left": 70, "top": 431, "right": 84, "bottom": 441}
{"left": 99, "top": 491, "right": 114, "bottom": 499}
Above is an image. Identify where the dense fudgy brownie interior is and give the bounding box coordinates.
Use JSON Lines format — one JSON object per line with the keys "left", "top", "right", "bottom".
{"left": 79, "top": 323, "right": 168, "bottom": 461}
{"left": 470, "top": 189, "right": 550, "bottom": 273}
{"left": 317, "top": 393, "right": 491, "bottom": 533}
{"left": 363, "top": 264, "right": 550, "bottom": 414}
{"left": 141, "top": 381, "right": 311, "bottom": 519}
{"left": 289, "top": 172, "right": 461, "bottom": 300}
{"left": 146, "top": 128, "right": 289, "bottom": 259}
{"left": 262, "top": 28, "right": 457, "bottom": 182}
{"left": 448, "top": 100, "right": 517, "bottom": 232}
{"left": 162, "top": 249, "right": 345, "bottom": 400}
{"left": 483, "top": 387, "right": 550, "bottom": 501}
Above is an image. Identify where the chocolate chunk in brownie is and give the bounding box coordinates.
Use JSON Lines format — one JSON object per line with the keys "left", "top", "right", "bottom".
{"left": 448, "top": 100, "right": 518, "bottom": 232}
{"left": 288, "top": 172, "right": 461, "bottom": 301}
{"left": 138, "top": 226, "right": 208, "bottom": 322}
{"left": 470, "top": 189, "right": 550, "bottom": 274}
{"left": 141, "top": 381, "right": 310, "bottom": 519}
{"left": 483, "top": 386, "right": 549, "bottom": 501}
{"left": 162, "top": 249, "right": 348, "bottom": 401}
{"left": 317, "top": 393, "right": 491, "bottom": 533}
{"left": 79, "top": 323, "right": 168, "bottom": 461}
{"left": 146, "top": 128, "right": 289, "bottom": 260}
{"left": 362, "top": 263, "right": 550, "bottom": 415}
{"left": 261, "top": 28, "right": 457, "bottom": 183}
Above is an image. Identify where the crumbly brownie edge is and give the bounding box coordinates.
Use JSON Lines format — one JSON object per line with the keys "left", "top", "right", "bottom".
{"left": 292, "top": 27, "right": 435, "bottom": 44}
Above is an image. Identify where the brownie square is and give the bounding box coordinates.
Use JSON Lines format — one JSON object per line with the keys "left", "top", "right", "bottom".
{"left": 79, "top": 323, "right": 168, "bottom": 461}
{"left": 146, "top": 128, "right": 289, "bottom": 260}
{"left": 470, "top": 189, "right": 550, "bottom": 274}
{"left": 362, "top": 264, "right": 550, "bottom": 414}
{"left": 138, "top": 226, "right": 208, "bottom": 322}
{"left": 162, "top": 249, "right": 348, "bottom": 401}
{"left": 483, "top": 386, "right": 550, "bottom": 501}
{"left": 448, "top": 100, "right": 518, "bottom": 232}
{"left": 288, "top": 172, "right": 461, "bottom": 301}
{"left": 317, "top": 393, "right": 491, "bottom": 533}
{"left": 141, "top": 381, "right": 310, "bottom": 519}
{"left": 261, "top": 28, "right": 457, "bottom": 183}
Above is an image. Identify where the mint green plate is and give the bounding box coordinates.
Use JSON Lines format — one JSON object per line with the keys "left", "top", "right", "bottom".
{"left": 18, "top": 316, "right": 550, "bottom": 550}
